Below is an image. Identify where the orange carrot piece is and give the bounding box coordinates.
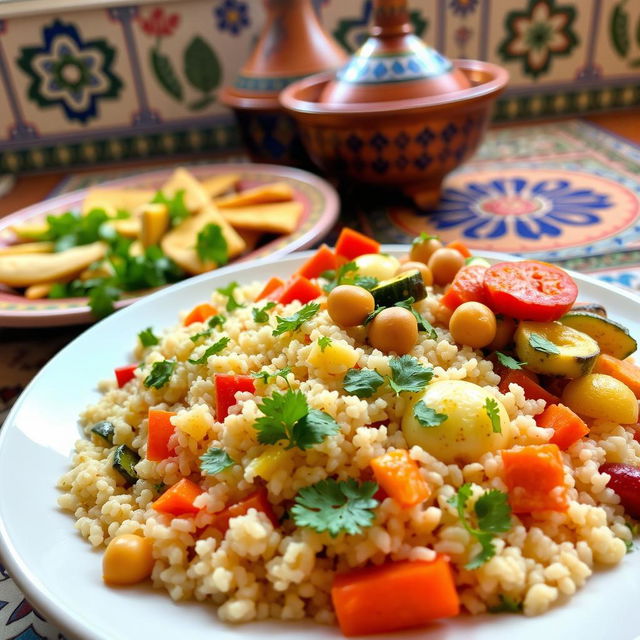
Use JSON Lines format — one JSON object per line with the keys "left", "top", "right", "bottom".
{"left": 593, "top": 354, "right": 640, "bottom": 398}
{"left": 152, "top": 478, "right": 203, "bottom": 516}
{"left": 445, "top": 240, "right": 472, "bottom": 258}
{"left": 212, "top": 487, "right": 278, "bottom": 533}
{"left": 498, "top": 369, "right": 559, "bottom": 405}
{"left": 370, "top": 450, "right": 430, "bottom": 508}
{"left": 297, "top": 244, "right": 338, "bottom": 280}
{"left": 331, "top": 558, "right": 459, "bottom": 636}
{"left": 536, "top": 403, "right": 589, "bottom": 450}
{"left": 183, "top": 302, "right": 218, "bottom": 326}
{"left": 276, "top": 275, "right": 323, "bottom": 305}
{"left": 146, "top": 409, "right": 176, "bottom": 461}
{"left": 501, "top": 444, "right": 568, "bottom": 513}
{"left": 334, "top": 227, "right": 380, "bottom": 260}
{"left": 255, "top": 276, "right": 284, "bottom": 302}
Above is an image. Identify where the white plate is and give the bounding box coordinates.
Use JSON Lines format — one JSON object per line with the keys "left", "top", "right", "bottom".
{"left": 1, "top": 249, "right": 640, "bottom": 640}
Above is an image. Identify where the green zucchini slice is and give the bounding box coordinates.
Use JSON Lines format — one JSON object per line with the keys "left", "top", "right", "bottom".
{"left": 112, "top": 444, "right": 140, "bottom": 485}
{"left": 370, "top": 269, "right": 426, "bottom": 307}
{"left": 560, "top": 311, "right": 637, "bottom": 359}
{"left": 514, "top": 321, "right": 600, "bottom": 379}
{"left": 91, "top": 420, "right": 115, "bottom": 444}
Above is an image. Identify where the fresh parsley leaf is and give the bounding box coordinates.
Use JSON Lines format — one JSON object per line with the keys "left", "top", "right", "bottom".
{"left": 343, "top": 368, "right": 385, "bottom": 398}
{"left": 252, "top": 301, "right": 276, "bottom": 323}
{"left": 291, "top": 478, "right": 379, "bottom": 537}
{"left": 190, "top": 329, "right": 212, "bottom": 343}
{"left": 354, "top": 275, "right": 379, "bottom": 290}
{"left": 138, "top": 327, "right": 159, "bottom": 347}
{"left": 484, "top": 397, "right": 502, "bottom": 433}
{"left": 196, "top": 223, "right": 228, "bottom": 266}
{"left": 318, "top": 336, "right": 333, "bottom": 352}
{"left": 625, "top": 539, "right": 635, "bottom": 553}
{"left": 251, "top": 367, "right": 292, "bottom": 386}
{"left": 413, "top": 402, "right": 447, "bottom": 428}
{"left": 254, "top": 389, "right": 337, "bottom": 450}
{"left": 217, "top": 282, "right": 244, "bottom": 312}
{"left": 387, "top": 355, "right": 433, "bottom": 395}
{"left": 395, "top": 297, "right": 437, "bottom": 338}
{"left": 496, "top": 352, "right": 525, "bottom": 370}
{"left": 529, "top": 333, "right": 560, "bottom": 355}
{"left": 322, "top": 261, "right": 358, "bottom": 293}
{"left": 488, "top": 595, "right": 523, "bottom": 614}
{"left": 412, "top": 232, "right": 439, "bottom": 247}
{"left": 273, "top": 302, "right": 320, "bottom": 337}
{"left": 448, "top": 483, "right": 511, "bottom": 569}
{"left": 144, "top": 359, "right": 176, "bottom": 389}
{"left": 200, "top": 447, "right": 235, "bottom": 474}
{"left": 364, "top": 306, "right": 385, "bottom": 325}
{"left": 89, "top": 283, "right": 121, "bottom": 318}
{"left": 188, "top": 336, "right": 230, "bottom": 364}
{"left": 208, "top": 314, "right": 226, "bottom": 329}
{"left": 151, "top": 189, "right": 190, "bottom": 227}
{"left": 252, "top": 370, "right": 271, "bottom": 384}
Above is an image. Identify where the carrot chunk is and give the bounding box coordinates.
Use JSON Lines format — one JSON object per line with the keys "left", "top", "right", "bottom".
{"left": 331, "top": 558, "right": 459, "bottom": 636}
{"left": 498, "top": 369, "right": 559, "bottom": 405}
{"left": 276, "top": 275, "right": 323, "bottom": 305}
{"left": 214, "top": 373, "right": 255, "bottom": 421}
{"left": 212, "top": 487, "right": 278, "bottom": 533}
{"left": 114, "top": 364, "right": 137, "bottom": 388}
{"left": 146, "top": 409, "right": 176, "bottom": 461}
{"left": 334, "top": 227, "right": 380, "bottom": 260}
{"left": 501, "top": 444, "right": 568, "bottom": 513}
{"left": 593, "top": 354, "right": 640, "bottom": 398}
{"left": 370, "top": 450, "right": 430, "bottom": 508}
{"left": 255, "top": 276, "right": 284, "bottom": 302}
{"left": 183, "top": 302, "right": 218, "bottom": 326}
{"left": 152, "top": 478, "right": 203, "bottom": 516}
{"left": 445, "top": 240, "right": 472, "bottom": 258}
{"left": 536, "top": 403, "right": 589, "bottom": 450}
{"left": 297, "top": 244, "right": 338, "bottom": 280}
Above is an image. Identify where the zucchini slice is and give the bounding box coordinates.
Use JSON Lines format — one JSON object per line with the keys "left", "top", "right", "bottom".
{"left": 112, "top": 444, "right": 140, "bottom": 485}
{"left": 370, "top": 269, "right": 426, "bottom": 307}
{"left": 91, "top": 420, "right": 115, "bottom": 444}
{"left": 560, "top": 311, "right": 637, "bottom": 359}
{"left": 514, "top": 321, "right": 600, "bottom": 379}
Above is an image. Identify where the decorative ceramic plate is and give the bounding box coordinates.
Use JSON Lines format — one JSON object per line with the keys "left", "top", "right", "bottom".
{"left": 1, "top": 249, "right": 639, "bottom": 640}
{"left": 0, "top": 163, "right": 339, "bottom": 327}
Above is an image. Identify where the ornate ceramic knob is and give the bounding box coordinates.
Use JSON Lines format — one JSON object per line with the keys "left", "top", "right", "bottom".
{"left": 320, "top": 0, "right": 470, "bottom": 104}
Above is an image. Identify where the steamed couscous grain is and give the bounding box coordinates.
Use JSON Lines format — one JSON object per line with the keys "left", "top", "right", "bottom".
{"left": 57, "top": 243, "right": 640, "bottom": 635}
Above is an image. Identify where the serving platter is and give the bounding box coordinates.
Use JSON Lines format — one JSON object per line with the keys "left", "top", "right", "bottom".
{"left": 0, "top": 248, "right": 639, "bottom": 640}
{"left": 0, "top": 163, "right": 339, "bottom": 327}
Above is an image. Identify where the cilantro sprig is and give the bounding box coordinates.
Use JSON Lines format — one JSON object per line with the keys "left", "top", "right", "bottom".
{"left": 138, "top": 327, "right": 159, "bottom": 347}
{"left": 448, "top": 483, "right": 512, "bottom": 569}
{"left": 488, "top": 595, "right": 523, "bottom": 614}
{"left": 413, "top": 402, "right": 447, "bottom": 427}
{"left": 254, "top": 389, "right": 339, "bottom": 450}
{"left": 394, "top": 298, "right": 437, "bottom": 338}
{"left": 252, "top": 301, "right": 276, "bottom": 324}
{"left": 484, "top": 397, "right": 502, "bottom": 433}
{"left": 144, "top": 359, "right": 176, "bottom": 389}
{"left": 217, "top": 282, "right": 244, "bottom": 312}
{"left": 188, "top": 336, "right": 230, "bottom": 364}
{"left": 318, "top": 336, "right": 332, "bottom": 352}
{"left": 151, "top": 189, "right": 190, "bottom": 227}
{"left": 196, "top": 223, "right": 228, "bottom": 266}
{"left": 321, "top": 262, "right": 378, "bottom": 293}
{"left": 200, "top": 447, "right": 235, "bottom": 474}
{"left": 343, "top": 369, "right": 385, "bottom": 398}
{"left": 412, "top": 232, "right": 439, "bottom": 247}
{"left": 291, "top": 478, "right": 379, "bottom": 537}
{"left": 273, "top": 302, "right": 320, "bottom": 337}
{"left": 252, "top": 366, "right": 292, "bottom": 386}
{"left": 496, "top": 352, "right": 526, "bottom": 370}
{"left": 190, "top": 315, "right": 226, "bottom": 343}
{"left": 529, "top": 333, "right": 560, "bottom": 355}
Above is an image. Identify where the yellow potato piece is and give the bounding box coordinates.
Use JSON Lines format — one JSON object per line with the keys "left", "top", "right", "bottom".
{"left": 215, "top": 182, "right": 294, "bottom": 208}
{"left": 139, "top": 203, "right": 169, "bottom": 247}
{"left": 160, "top": 168, "right": 245, "bottom": 256}
{"left": 200, "top": 173, "right": 240, "bottom": 199}
{"left": 0, "top": 241, "right": 107, "bottom": 287}
{"left": 220, "top": 201, "right": 302, "bottom": 234}
{"left": 24, "top": 282, "right": 55, "bottom": 299}
{"left": 107, "top": 217, "right": 141, "bottom": 238}
{"left": 9, "top": 221, "right": 49, "bottom": 241}
{"left": 0, "top": 241, "right": 54, "bottom": 256}
{"left": 82, "top": 188, "right": 155, "bottom": 215}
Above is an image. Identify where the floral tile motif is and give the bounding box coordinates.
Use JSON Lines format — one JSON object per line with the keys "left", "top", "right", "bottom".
{"left": 214, "top": 0, "right": 250, "bottom": 36}
{"left": 497, "top": 0, "right": 580, "bottom": 79}
{"left": 16, "top": 19, "right": 122, "bottom": 123}
{"left": 449, "top": 0, "right": 479, "bottom": 17}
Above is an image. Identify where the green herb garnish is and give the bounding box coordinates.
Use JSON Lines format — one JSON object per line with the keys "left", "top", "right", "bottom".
{"left": 394, "top": 297, "right": 437, "bottom": 338}
{"left": 488, "top": 595, "right": 523, "bottom": 614}
{"left": 343, "top": 368, "right": 385, "bottom": 398}
{"left": 318, "top": 336, "right": 333, "bottom": 352}
{"left": 484, "top": 397, "right": 502, "bottom": 434}
{"left": 143, "top": 359, "right": 177, "bottom": 389}
{"left": 200, "top": 447, "right": 235, "bottom": 474}
{"left": 138, "top": 327, "right": 159, "bottom": 347}
{"left": 196, "top": 223, "right": 228, "bottom": 266}
{"left": 151, "top": 189, "right": 190, "bottom": 227}
{"left": 252, "top": 301, "right": 277, "bottom": 324}
{"left": 216, "top": 281, "right": 244, "bottom": 312}
{"left": 496, "top": 352, "right": 525, "bottom": 370}
{"left": 412, "top": 232, "right": 439, "bottom": 247}
{"left": 388, "top": 355, "right": 433, "bottom": 395}
{"left": 188, "top": 336, "right": 230, "bottom": 364}
{"left": 529, "top": 333, "right": 560, "bottom": 355}
{"left": 413, "top": 402, "right": 447, "bottom": 428}
{"left": 272, "top": 302, "right": 320, "bottom": 337}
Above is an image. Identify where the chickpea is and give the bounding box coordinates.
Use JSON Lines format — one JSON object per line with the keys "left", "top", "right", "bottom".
{"left": 428, "top": 248, "right": 465, "bottom": 286}
{"left": 487, "top": 315, "right": 517, "bottom": 351}
{"left": 327, "top": 284, "right": 375, "bottom": 327}
{"left": 410, "top": 235, "right": 443, "bottom": 264}
{"left": 368, "top": 307, "right": 418, "bottom": 354}
{"left": 449, "top": 301, "right": 497, "bottom": 349}
{"left": 103, "top": 534, "right": 154, "bottom": 586}
{"left": 398, "top": 261, "right": 433, "bottom": 286}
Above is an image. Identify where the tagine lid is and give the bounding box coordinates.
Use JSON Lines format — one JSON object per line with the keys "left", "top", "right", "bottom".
{"left": 320, "top": 0, "right": 471, "bottom": 105}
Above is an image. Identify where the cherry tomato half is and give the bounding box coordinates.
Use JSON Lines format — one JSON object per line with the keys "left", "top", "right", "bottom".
{"left": 440, "top": 264, "right": 488, "bottom": 310}
{"left": 484, "top": 261, "right": 578, "bottom": 322}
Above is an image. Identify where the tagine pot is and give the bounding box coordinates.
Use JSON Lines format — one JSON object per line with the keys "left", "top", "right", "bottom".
{"left": 221, "top": 0, "right": 346, "bottom": 166}
{"left": 280, "top": 0, "right": 508, "bottom": 208}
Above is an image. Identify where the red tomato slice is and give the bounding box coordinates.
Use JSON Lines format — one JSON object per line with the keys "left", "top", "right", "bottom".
{"left": 440, "top": 264, "right": 487, "bottom": 310}
{"left": 484, "top": 261, "right": 577, "bottom": 322}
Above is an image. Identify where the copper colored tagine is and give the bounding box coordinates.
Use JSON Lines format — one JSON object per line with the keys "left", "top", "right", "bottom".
{"left": 320, "top": 0, "right": 471, "bottom": 104}
{"left": 221, "top": 0, "right": 346, "bottom": 165}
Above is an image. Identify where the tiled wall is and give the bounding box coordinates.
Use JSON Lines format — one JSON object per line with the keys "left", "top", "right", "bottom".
{"left": 0, "top": 0, "right": 638, "bottom": 172}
